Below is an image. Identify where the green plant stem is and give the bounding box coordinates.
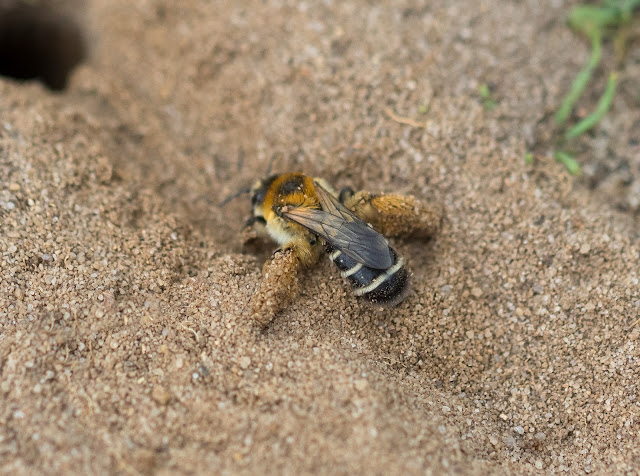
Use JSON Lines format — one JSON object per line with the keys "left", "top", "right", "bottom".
{"left": 555, "top": 33, "right": 603, "bottom": 125}
{"left": 566, "top": 72, "right": 618, "bottom": 139}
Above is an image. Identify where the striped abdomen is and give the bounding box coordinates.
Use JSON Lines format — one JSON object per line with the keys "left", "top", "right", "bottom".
{"left": 327, "top": 245, "right": 409, "bottom": 306}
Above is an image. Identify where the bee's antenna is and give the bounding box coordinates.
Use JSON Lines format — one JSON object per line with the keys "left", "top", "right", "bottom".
{"left": 218, "top": 187, "right": 251, "bottom": 207}
{"left": 265, "top": 153, "right": 279, "bottom": 177}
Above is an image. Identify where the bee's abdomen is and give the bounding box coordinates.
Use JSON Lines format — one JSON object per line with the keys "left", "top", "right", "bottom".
{"left": 327, "top": 246, "right": 409, "bottom": 306}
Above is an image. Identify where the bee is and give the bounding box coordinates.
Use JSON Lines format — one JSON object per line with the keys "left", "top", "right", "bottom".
{"left": 236, "top": 172, "right": 441, "bottom": 327}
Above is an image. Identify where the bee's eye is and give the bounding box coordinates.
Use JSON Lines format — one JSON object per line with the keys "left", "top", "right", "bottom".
{"left": 255, "top": 216, "right": 266, "bottom": 224}
{"left": 251, "top": 190, "right": 265, "bottom": 206}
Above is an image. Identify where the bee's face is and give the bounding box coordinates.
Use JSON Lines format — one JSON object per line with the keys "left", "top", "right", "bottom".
{"left": 250, "top": 175, "right": 277, "bottom": 218}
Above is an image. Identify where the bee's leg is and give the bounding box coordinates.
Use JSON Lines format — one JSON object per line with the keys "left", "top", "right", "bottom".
{"left": 241, "top": 216, "right": 271, "bottom": 252}
{"left": 250, "top": 239, "right": 321, "bottom": 327}
{"left": 251, "top": 247, "right": 300, "bottom": 327}
{"left": 341, "top": 189, "right": 442, "bottom": 239}
{"left": 241, "top": 216, "right": 262, "bottom": 241}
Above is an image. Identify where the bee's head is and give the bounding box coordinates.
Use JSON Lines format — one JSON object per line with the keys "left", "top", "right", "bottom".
{"left": 250, "top": 175, "right": 278, "bottom": 217}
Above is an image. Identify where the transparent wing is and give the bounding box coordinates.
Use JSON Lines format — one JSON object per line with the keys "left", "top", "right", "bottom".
{"left": 281, "top": 182, "right": 393, "bottom": 269}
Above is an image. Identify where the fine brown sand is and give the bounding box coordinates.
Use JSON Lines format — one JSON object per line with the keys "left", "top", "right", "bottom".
{"left": 2, "top": 0, "right": 640, "bottom": 474}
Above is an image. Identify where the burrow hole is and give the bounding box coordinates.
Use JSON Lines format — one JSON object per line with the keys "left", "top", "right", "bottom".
{"left": 0, "top": 3, "right": 86, "bottom": 91}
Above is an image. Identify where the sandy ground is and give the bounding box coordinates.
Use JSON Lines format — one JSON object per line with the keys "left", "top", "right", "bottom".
{"left": 2, "top": 0, "right": 640, "bottom": 473}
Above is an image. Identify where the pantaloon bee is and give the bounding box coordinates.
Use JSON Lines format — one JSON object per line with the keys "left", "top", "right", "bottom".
{"left": 243, "top": 173, "right": 441, "bottom": 327}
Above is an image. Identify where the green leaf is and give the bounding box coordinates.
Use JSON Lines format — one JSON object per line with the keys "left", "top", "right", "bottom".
{"left": 554, "top": 151, "right": 582, "bottom": 175}
{"left": 525, "top": 153, "right": 534, "bottom": 165}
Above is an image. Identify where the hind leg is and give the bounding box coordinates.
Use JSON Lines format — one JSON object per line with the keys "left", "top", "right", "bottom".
{"left": 250, "top": 239, "right": 321, "bottom": 327}
{"left": 340, "top": 189, "right": 442, "bottom": 239}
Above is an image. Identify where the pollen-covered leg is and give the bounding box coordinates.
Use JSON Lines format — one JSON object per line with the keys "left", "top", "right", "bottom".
{"left": 251, "top": 248, "right": 300, "bottom": 327}
{"left": 250, "top": 240, "right": 321, "bottom": 327}
{"left": 342, "top": 191, "right": 442, "bottom": 239}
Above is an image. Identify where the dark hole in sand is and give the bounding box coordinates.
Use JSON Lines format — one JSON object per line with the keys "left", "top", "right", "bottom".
{"left": 0, "top": 4, "right": 86, "bottom": 91}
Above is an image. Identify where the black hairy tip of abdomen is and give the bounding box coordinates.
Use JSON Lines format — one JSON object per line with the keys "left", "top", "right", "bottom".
{"left": 364, "top": 265, "right": 410, "bottom": 307}
{"left": 326, "top": 245, "right": 409, "bottom": 307}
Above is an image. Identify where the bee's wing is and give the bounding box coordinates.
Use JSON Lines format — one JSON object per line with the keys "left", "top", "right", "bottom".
{"left": 281, "top": 182, "right": 393, "bottom": 270}
{"left": 311, "top": 181, "right": 352, "bottom": 220}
